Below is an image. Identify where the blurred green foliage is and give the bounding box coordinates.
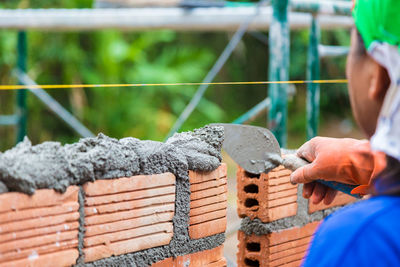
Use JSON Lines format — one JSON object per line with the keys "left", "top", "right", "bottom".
{"left": 0, "top": 0, "right": 354, "bottom": 150}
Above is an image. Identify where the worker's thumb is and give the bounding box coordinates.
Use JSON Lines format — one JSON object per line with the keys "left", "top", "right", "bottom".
{"left": 290, "top": 162, "right": 317, "bottom": 184}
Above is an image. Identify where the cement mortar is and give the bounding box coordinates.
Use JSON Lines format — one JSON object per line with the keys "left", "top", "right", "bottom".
{"left": 77, "top": 187, "right": 86, "bottom": 265}
{"left": 0, "top": 126, "right": 223, "bottom": 195}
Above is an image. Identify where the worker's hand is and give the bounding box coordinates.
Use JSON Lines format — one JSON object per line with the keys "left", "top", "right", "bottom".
{"left": 303, "top": 181, "right": 338, "bottom": 205}
{"left": 290, "top": 137, "right": 386, "bottom": 201}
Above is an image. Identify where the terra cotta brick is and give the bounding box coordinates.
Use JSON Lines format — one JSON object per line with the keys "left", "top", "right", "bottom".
{"left": 0, "top": 221, "right": 79, "bottom": 243}
{"left": 85, "top": 203, "right": 175, "bottom": 226}
{"left": 83, "top": 173, "right": 176, "bottom": 197}
{"left": 189, "top": 217, "right": 227, "bottom": 240}
{"left": 189, "top": 163, "right": 227, "bottom": 184}
{"left": 0, "top": 249, "right": 79, "bottom": 267}
{"left": 237, "top": 166, "right": 297, "bottom": 223}
{"left": 237, "top": 222, "right": 320, "bottom": 267}
{"left": 308, "top": 191, "right": 356, "bottom": 213}
{"left": 84, "top": 232, "right": 173, "bottom": 263}
{"left": 84, "top": 222, "right": 173, "bottom": 247}
{"left": 0, "top": 202, "right": 79, "bottom": 224}
{"left": 189, "top": 164, "right": 227, "bottom": 240}
{"left": 0, "top": 239, "right": 78, "bottom": 263}
{"left": 0, "top": 186, "right": 79, "bottom": 213}
{"left": 151, "top": 245, "right": 226, "bottom": 267}
{"left": 85, "top": 186, "right": 175, "bottom": 206}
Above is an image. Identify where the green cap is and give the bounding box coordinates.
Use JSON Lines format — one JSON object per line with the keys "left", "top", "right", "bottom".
{"left": 353, "top": 0, "right": 400, "bottom": 51}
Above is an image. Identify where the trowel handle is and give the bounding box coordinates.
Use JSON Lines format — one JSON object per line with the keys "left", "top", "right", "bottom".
{"left": 282, "top": 154, "right": 362, "bottom": 199}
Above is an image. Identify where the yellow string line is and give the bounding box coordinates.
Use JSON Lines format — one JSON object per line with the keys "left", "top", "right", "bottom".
{"left": 0, "top": 79, "right": 348, "bottom": 90}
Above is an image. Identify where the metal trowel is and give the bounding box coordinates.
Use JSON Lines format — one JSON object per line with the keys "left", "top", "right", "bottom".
{"left": 213, "top": 123, "right": 361, "bottom": 198}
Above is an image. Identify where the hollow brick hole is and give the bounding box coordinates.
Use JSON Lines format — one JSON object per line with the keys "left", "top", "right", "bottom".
{"left": 244, "top": 198, "right": 259, "bottom": 208}
{"left": 246, "top": 242, "right": 261, "bottom": 252}
{"left": 244, "top": 184, "right": 259, "bottom": 194}
{"left": 245, "top": 171, "right": 260, "bottom": 179}
{"left": 244, "top": 258, "right": 260, "bottom": 267}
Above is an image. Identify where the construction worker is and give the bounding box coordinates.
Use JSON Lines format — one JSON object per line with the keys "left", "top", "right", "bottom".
{"left": 290, "top": 0, "right": 400, "bottom": 265}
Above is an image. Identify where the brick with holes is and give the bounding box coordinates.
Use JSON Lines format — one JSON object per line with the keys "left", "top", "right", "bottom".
{"left": 237, "top": 221, "right": 320, "bottom": 267}
{"left": 237, "top": 165, "right": 298, "bottom": 223}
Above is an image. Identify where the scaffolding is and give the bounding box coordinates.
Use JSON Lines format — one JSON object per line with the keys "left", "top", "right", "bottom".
{"left": 0, "top": 0, "right": 353, "bottom": 146}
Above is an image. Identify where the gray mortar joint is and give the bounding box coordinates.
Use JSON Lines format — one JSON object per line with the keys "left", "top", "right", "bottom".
{"left": 0, "top": 126, "right": 226, "bottom": 267}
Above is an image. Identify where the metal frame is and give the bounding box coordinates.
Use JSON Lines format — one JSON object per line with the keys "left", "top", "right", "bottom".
{"left": 0, "top": 1, "right": 352, "bottom": 146}
{"left": 0, "top": 6, "right": 353, "bottom": 31}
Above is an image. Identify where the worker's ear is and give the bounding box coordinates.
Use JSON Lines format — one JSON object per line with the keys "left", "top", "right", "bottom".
{"left": 368, "top": 61, "right": 390, "bottom": 103}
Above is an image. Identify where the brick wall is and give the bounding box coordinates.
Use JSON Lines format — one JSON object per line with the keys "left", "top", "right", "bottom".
{"left": 0, "top": 164, "right": 227, "bottom": 266}
{"left": 236, "top": 165, "right": 356, "bottom": 267}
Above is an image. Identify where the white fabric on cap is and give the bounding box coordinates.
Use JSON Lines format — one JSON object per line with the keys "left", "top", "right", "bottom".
{"left": 369, "top": 42, "right": 400, "bottom": 161}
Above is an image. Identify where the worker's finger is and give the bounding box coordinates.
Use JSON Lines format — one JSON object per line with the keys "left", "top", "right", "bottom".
{"left": 311, "top": 182, "right": 328, "bottom": 204}
{"left": 303, "top": 182, "right": 316, "bottom": 199}
{"left": 323, "top": 187, "right": 338, "bottom": 205}
{"left": 296, "top": 138, "right": 318, "bottom": 163}
{"left": 290, "top": 161, "right": 317, "bottom": 184}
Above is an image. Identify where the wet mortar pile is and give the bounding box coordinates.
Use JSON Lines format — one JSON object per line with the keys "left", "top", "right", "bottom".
{"left": 0, "top": 126, "right": 226, "bottom": 266}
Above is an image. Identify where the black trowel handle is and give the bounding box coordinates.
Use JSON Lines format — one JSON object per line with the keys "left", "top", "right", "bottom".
{"left": 282, "top": 154, "right": 362, "bottom": 199}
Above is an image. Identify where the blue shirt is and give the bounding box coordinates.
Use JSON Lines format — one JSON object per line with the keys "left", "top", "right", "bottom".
{"left": 303, "top": 196, "right": 400, "bottom": 267}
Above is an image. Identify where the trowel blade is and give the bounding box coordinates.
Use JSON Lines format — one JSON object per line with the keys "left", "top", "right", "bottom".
{"left": 212, "top": 123, "right": 282, "bottom": 174}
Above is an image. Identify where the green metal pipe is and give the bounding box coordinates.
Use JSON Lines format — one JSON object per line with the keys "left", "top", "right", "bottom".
{"left": 306, "top": 16, "right": 320, "bottom": 140}
{"left": 268, "top": 0, "right": 289, "bottom": 147}
{"left": 291, "top": 0, "right": 352, "bottom": 16}
{"left": 16, "top": 31, "right": 27, "bottom": 143}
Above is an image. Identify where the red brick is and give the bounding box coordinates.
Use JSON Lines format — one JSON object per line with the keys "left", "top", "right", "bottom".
{"left": 188, "top": 165, "right": 227, "bottom": 240}
{"left": 190, "top": 194, "right": 227, "bottom": 209}
{"left": 189, "top": 202, "right": 226, "bottom": 217}
{"left": 0, "top": 230, "right": 78, "bottom": 254}
{"left": 83, "top": 173, "right": 176, "bottom": 196}
{"left": 281, "top": 259, "right": 303, "bottom": 267}
{"left": 84, "top": 232, "right": 173, "bottom": 263}
{"left": 237, "top": 222, "right": 320, "bottom": 267}
{"left": 189, "top": 163, "right": 227, "bottom": 184}
{"left": 207, "top": 258, "right": 227, "bottom": 267}
{"left": 237, "top": 166, "right": 297, "bottom": 223}
{"left": 0, "top": 249, "right": 78, "bottom": 267}
{"left": 269, "top": 243, "right": 309, "bottom": 261}
{"left": 84, "top": 194, "right": 175, "bottom": 216}
{"left": 151, "top": 245, "right": 226, "bottom": 267}
{"left": 308, "top": 191, "right": 356, "bottom": 213}
{"left": 189, "top": 217, "right": 226, "bottom": 239}
{"left": 85, "top": 211, "right": 174, "bottom": 237}
{"left": 0, "top": 239, "right": 78, "bottom": 263}
{"left": 85, "top": 185, "right": 175, "bottom": 206}
{"left": 190, "top": 177, "right": 227, "bottom": 193}
{"left": 84, "top": 222, "right": 173, "bottom": 247}
{"left": 190, "top": 184, "right": 227, "bottom": 201}
{"left": 85, "top": 203, "right": 175, "bottom": 226}
{"left": 0, "top": 222, "right": 79, "bottom": 243}
{"left": 0, "top": 186, "right": 79, "bottom": 213}
{"left": 269, "top": 236, "right": 312, "bottom": 254}
{"left": 269, "top": 222, "right": 319, "bottom": 246}
{"left": 237, "top": 231, "right": 269, "bottom": 267}
{"left": 0, "top": 212, "right": 80, "bottom": 234}
{"left": 0, "top": 202, "right": 79, "bottom": 224}
{"left": 189, "top": 209, "right": 226, "bottom": 225}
